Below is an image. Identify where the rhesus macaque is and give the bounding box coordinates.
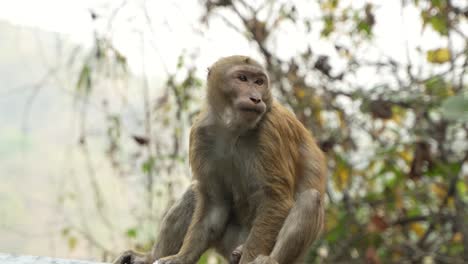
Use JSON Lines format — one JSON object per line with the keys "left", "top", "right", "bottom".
{"left": 113, "top": 56, "right": 327, "bottom": 264}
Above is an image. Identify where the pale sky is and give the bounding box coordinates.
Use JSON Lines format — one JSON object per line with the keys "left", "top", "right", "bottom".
{"left": 1, "top": 0, "right": 464, "bottom": 89}
{"left": 1, "top": 0, "right": 454, "bottom": 77}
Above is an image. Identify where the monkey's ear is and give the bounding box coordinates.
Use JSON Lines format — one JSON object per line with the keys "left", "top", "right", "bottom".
{"left": 207, "top": 67, "right": 211, "bottom": 77}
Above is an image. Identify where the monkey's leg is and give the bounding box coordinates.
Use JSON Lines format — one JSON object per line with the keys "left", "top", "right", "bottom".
{"left": 239, "top": 198, "right": 293, "bottom": 264}
{"left": 264, "top": 189, "right": 324, "bottom": 264}
{"left": 156, "top": 196, "right": 230, "bottom": 264}
{"left": 212, "top": 221, "right": 248, "bottom": 264}
{"left": 150, "top": 186, "right": 196, "bottom": 261}
{"left": 113, "top": 186, "right": 196, "bottom": 264}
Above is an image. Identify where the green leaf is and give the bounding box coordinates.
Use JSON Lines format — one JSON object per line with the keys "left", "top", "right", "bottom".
{"left": 126, "top": 228, "right": 137, "bottom": 238}
{"left": 61, "top": 227, "right": 70, "bottom": 236}
{"left": 426, "top": 48, "right": 451, "bottom": 64}
{"left": 447, "top": 243, "right": 464, "bottom": 254}
{"left": 427, "top": 162, "right": 462, "bottom": 178}
{"left": 429, "top": 15, "right": 448, "bottom": 35}
{"left": 321, "top": 16, "right": 334, "bottom": 37}
{"left": 142, "top": 157, "right": 155, "bottom": 174}
{"left": 321, "top": 0, "right": 339, "bottom": 10}
{"left": 325, "top": 211, "right": 348, "bottom": 243}
{"left": 76, "top": 64, "right": 91, "bottom": 92}
{"left": 407, "top": 206, "right": 422, "bottom": 217}
{"left": 424, "top": 76, "right": 454, "bottom": 98}
{"left": 456, "top": 181, "right": 466, "bottom": 195}
{"left": 68, "top": 236, "right": 78, "bottom": 251}
{"left": 197, "top": 252, "right": 209, "bottom": 264}
{"left": 441, "top": 95, "right": 468, "bottom": 121}
{"left": 177, "top": 55, "right": 184, "bottom": 69}
{"left": 457, "top": 181, "right": 468, "bottom": 203}
{"left": 357, "top": 20, "right": 371, "bottom": 35}
{"left": 431, "top": 0, "right": 444, "bottom": 8}
{"left": 425, "top": 76, "right": 445, "bottom": 90}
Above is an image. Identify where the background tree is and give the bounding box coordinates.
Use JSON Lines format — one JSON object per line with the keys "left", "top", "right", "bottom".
{"left": 56, "top": 0, "right": 468, "bottom": 263}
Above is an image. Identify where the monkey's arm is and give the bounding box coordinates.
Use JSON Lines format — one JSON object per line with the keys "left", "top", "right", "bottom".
{"left": 239, "top": 196, "right": 293, "bottom": 264}
{"left": 265, "top": 144, "right": 326, "bottom": 264}
{"left": 270, "top": 189, "right": 324, "bottom": 264}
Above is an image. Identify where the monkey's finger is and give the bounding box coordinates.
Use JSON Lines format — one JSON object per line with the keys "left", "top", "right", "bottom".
{"left": 229, "top": 244, "right": 243, "bottom": 264}
{"left": 113, "top": 251, "right": 135, "bottom": 264}
{"left": 229, "top": 251, "right": 242, "bottom": 264}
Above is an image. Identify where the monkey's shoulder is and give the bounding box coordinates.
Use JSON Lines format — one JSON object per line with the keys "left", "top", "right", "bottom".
{"left": 257, "top": 101, "right": 324, "bottom": 169}
{"left": 259, "top": 102, "right": 311, "bottom": 145}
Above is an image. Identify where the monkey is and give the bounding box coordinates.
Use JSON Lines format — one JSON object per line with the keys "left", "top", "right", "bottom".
{"left": 113, "top": 55, "right": 327, "bottom": 264}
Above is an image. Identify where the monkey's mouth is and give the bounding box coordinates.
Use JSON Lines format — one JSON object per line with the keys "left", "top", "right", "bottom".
{"left": 239, "top": 107, "right": 263, "bottom": 114}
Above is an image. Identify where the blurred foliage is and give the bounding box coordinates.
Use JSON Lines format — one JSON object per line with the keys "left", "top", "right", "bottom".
{"left": 58, "top": 0, "right": 468, "bottom": 263}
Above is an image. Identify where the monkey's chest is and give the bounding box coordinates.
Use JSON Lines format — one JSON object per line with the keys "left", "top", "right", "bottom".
{"left": 207, "top": 144, "right": 264, "bottom": 225}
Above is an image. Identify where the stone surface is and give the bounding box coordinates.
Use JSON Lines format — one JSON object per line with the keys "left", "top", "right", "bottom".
{"left": 0, "top": 254, "right": 108, "bottom": 264}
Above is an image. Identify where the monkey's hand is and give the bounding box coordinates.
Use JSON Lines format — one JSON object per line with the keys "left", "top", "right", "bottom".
{"left": 230, "top": 244, "right": 243, "bottom": 264}
{"left": 247, "top": 255, "right": 278, "bottom": 264}
{"left": 153, "top": 255, "right": 186, "bottom": 264}
{"left": 113, "top": 250, "right": 149, "bottom": 264}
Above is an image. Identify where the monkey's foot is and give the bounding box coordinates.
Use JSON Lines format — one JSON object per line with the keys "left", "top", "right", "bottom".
{"left": 247, "top": 255, "right": 278, "bottom": 264}
{"left": 113, "top": 250, "right": 148, "bottom": 264}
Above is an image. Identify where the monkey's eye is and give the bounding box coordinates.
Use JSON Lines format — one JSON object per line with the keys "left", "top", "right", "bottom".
{"left": 255, "top": 79, "right": 264, "bottom": 85}
{"left": 238, "top": 75, "right": 248, "bottom": 82}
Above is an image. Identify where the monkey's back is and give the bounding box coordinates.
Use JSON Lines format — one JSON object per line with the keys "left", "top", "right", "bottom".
{"left": 257, "top": 101, "right": 327, "bottom": 196}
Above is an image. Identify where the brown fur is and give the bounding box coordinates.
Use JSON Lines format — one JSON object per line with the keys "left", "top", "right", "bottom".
{"left": 113, "top": 56, "right": 327, "bottom": 264}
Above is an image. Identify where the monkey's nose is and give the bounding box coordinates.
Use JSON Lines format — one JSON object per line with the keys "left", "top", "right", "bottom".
{"left": 249, "top": 97, "right": 261, "bottom": 104}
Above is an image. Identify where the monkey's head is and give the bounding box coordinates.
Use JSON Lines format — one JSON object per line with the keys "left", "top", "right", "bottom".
{"left": 207, "top": 55, "right": 272, "bottom": 131}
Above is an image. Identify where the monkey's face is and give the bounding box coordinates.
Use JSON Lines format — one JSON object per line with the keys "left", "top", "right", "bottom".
{"left": 223, "top": 64, "right": 269, "bottom": 128}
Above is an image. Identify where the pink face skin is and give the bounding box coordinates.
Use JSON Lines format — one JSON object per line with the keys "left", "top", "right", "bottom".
{"left": 223, "top": 64, "right": 269, "bottom": 128}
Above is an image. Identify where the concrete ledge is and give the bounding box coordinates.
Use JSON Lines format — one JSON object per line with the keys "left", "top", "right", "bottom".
{"left": 0, "top": 254, "right": 107, "bottom": 264}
